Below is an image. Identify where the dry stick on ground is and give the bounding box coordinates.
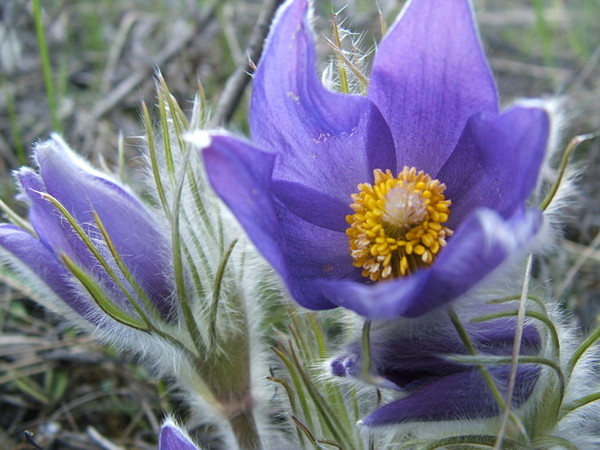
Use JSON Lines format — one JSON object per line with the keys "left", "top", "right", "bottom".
{"left": 84, "top": 2, "right": 218, "bottom": 127}
{"left": 556, "top": 230, "right": 600, "bottom": 299}
{"left": 567, "top": 42, "right": 600, "bottom": 92}
{"left": 212, "top": 0, "right": 286, "bottom": 127}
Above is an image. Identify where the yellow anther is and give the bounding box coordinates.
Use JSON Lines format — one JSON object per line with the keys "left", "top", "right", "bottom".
{"left": 346, "top": 166, "right": 454, "bottom": 281}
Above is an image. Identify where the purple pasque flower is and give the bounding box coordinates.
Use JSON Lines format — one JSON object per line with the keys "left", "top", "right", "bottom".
{"left": 331, "top": 315, "right": 542, "bottom": 426}
{"left": 0, "top": 135, "right": 174, "bottom": 325}
{"left": 202, "top": 0, "right": 550, "bottom": 319}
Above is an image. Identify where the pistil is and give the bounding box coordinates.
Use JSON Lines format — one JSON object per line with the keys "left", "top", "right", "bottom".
{"left": 346, "top": 166, "right": 453, "bottom": 281}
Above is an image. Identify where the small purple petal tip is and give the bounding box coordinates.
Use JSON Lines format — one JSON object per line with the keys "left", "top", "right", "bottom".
{"left": 159, "top": 420, "right": 199, "bottom": 450}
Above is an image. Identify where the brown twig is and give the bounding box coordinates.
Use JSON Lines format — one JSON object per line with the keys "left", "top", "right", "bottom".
{"left": 211, "top": 0, "right": 285, "bottom": 127}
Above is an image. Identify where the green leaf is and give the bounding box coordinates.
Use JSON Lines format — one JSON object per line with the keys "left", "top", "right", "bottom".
{"left": 531, "top": 435, "right": 577, "bottom": 450}
{"left": 42, "top": 192, "right": 155, "bottom": 325}
{"left": 170, "top": 151, "right": 204, "bottom": 353}
{"left": 285, "top": 342, "right": 355, "bottom": 449}
{"left": 271, "top": 344, "right": 316, "bottom": 434}
{"left": 14, "top": 376, "right": 51, "bottom": 405}
{"left": 45, "top": 369, "right": 69, "bottom": 404}
{"left": 142, "top": 100, "right": 171, "bottom": 219}
{"left": 157, "top": 83, "right": 176, "bottom": 180}
{"left": 61, "top": 254, "right": 148, "bottom": 330}
{"left": 208, "top": 238, "right": 239, "bottom": 346}
{"left": 331, "top": 14, "right": 349, "bottom": 94}
{"left": 540, "top": 133, "right": 597, "bottom": 211}
{"left": 33, "top": 0, "right": 61, "bottom": 132}
{"left": 399, "top": 434, "right": 521, "bottom": 450}
{"left": 0, "top": 197, "right": 35, "bottom": 235}
{"left": 567, "top": 323, "right": 600, "bottom": 378}
{"left": 93, "top": 211, "right": 163, "bottom": 323}
{"left": 560, "top": 391, "right": 600, "bottom": 419}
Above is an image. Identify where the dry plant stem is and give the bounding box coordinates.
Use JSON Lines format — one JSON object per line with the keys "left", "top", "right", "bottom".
{"left": 567, "top": 42, "right": 600, "bottom": 91}
{"left": 87, "top": 2, "right": 218, "bottom": 124}
{"left": 212, "top": 0, "right": 286, "bottom": 126}
{"left": 556, "top": 230, "right": 600, "bottom": 298}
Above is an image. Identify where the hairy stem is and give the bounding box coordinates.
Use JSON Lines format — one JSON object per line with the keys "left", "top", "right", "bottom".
{"left": 228, "top": 408, "right": 262, "bottom": 450}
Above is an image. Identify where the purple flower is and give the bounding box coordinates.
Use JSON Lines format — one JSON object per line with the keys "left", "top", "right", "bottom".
{"left": 201, "top": 0, "right": 550, "bottom": 319}
{"left": 0, "top": 135, "right": 174, "bottom": 325}
{"left": 331, "top": 316, "right": 542, "bottom": 426}
{"left": 159, "top": 419, "right": 199, "bottom": 450}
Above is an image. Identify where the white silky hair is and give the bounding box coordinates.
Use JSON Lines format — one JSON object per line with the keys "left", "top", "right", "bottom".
{"left": 545, "top": 305, "right": 600, "bottom": 448}
{"left": 0, "top": 247, "right": 97, "bottom": 333}
{"left": 138, "top": 87, "right": 286, "bottom": 447}
{"left": 0, "top": 85, "right": 284, "bottom": 448}
{"left": 517, "top": 97, "right": 585, "bottom": 258}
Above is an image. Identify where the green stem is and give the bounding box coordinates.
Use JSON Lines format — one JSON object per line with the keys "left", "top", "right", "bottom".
{"left": 331, "top": 14, "right": 349, "bottom": 94}
{"left": 540, "top": 133, "right": 596, "bottom": 210}
{"left": 360, "top": 320, "right": 372, "bottom": 376}
{"left": 142, "top": 101, "right": 171, "bottom": 219}
{"left": 494, "top": 254, "right": 532, "bottom": 449}
{"left": 566, "top": 324, "right": 600, "bottom": 378}
{"left": 560, "top": 391, "right": 600, "bottom": 419}
{"left": 447, "top": 308, "right": 528, "bottom": 442}
{"left": 447, "top": 308, "right": 506, "bottom": 411}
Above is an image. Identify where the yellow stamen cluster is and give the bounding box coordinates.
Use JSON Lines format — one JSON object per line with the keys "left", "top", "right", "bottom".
{"left": 346, "top": 166, "right": 453, "bottom": 281}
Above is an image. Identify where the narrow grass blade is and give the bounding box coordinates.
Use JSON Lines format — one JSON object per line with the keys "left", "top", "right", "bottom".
{"left": 208, "top": 238, "right": 238, "bottom": 346}
{"left": 32, "top": 0, "right": 61, "bottom": 132}
{"left": 142, "top": 101, "right": 171, "bottom": 219}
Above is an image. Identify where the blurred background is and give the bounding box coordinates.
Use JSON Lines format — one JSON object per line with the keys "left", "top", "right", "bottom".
{"left": 0, "top": 0, "right": 598, "bottom": 448}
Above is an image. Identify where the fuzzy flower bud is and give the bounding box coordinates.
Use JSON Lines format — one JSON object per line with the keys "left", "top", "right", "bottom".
{"left": 0, "top": 135, "right": 174, "bottom": 330}
{"left": 331, "top": 310, "right": 542, "bottom": 427}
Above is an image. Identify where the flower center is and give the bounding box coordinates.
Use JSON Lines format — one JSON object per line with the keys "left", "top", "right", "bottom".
{"left": 346, "top": 166, "right": 453, "bottom": 281}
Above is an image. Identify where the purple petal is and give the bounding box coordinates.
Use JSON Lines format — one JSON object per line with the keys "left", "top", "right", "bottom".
{"left": 17, "top": 167, "right": 96, "bottom": 269}
{"left": 272, "top": 195, "right": 357, "bottom": 280}
{"left": 272, "top": 180, "right": 351, "bottom": 232}
{"left": 159, "top": 421, "right": 198, "bottom": 450}
{"left": 203, "top": 134, "right": 285, "bottom": 274}
{"left": 29, "top": 137, "right": 173, "bottom": 317}
{"left": 333, "top": 317, "right": 541, "bottom": 391}
{"left": 203, "top": 133, "right": 344, "bottom": 311}
{"left": 374, "top": 321, "right": 541, "bottom": 392}
{"left": 369, "top": 0, "right": 498, "bottom": 174}
{"left": 15, "top": 169, "right": 158, "bottom": 321}
{"left": 473, "top": 319, "right": 541, "bottom": 355}
{"left": 318, "top": 208, "right": 542, "bottom": 318}
{"left": 361, "top": 365, "right": 541, "bottom": 425}
{"left": 0, "top": 224, "right": 99, "bottom": 322}
{"left": 439, "top": 106, "right": 550, "bottom": 225}
{"left": 330, "top": 357, "right": 348, "bottom": 377}
{"left": 271, "top": 205, "right": 360, "bottom": 308}
{"left": 249, "top": 0, "right": 396, "bottom": 208}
